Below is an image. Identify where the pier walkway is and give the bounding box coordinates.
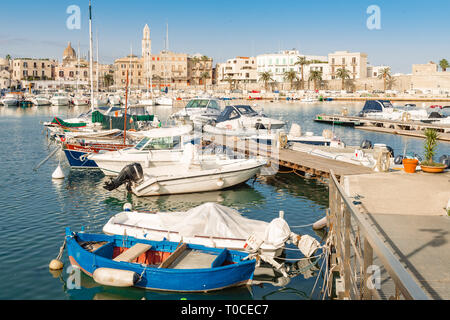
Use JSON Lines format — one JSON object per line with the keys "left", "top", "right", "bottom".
{"left": 342, "top": 171, "right": 450, "bottom": 299}
{"left": 315, "top": 114, "right": 450, "bottom": 141}
{"left": 204, "top": 134, "right": 373, "bottom": 179}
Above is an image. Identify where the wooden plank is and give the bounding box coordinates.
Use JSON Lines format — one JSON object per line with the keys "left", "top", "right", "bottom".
{"left": 158, "top": 243, "right": 188, "bottom": 269}
{"left": 113, "top": 243, "right": 152, "bottom": 263}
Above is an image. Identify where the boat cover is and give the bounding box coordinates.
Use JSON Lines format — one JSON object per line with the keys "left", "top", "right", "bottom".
{"left": 156, "top": 203, "right": 269, "bottom": 240}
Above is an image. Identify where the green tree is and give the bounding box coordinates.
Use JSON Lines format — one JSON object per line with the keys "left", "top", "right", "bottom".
{"left": 259, "top": 71, "right": 273, "bottom": 91}
{"left": 423, "top": 129, "right": 440, "bottom": 165}
{"left": 294, "top": 56, "right": 311, "bottom": 89}
{"left": 284, "top": 70, "right": 298, "bottom": 90}
{"left": 308, "top": 70, "right": 323, "bottom": 92}
{"left": 439, "top": 59, "right": 449, "bottom": 72}
{"left": 5, "top": 54, "right": 11, "bottom": 61}
{"left": 103, "top": 74, "right": 114, "bottom": 88}
{"left": 335, "top": 68, "right": 351, "bottom": 91}
{"left": 377, "top": 67, "right": 392, "bottom": 92}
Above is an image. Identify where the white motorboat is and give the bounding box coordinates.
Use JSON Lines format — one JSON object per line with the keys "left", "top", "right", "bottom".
{"left": 138, "top": 92, "right": 155, "bottom": 106}
{"left": 108, "top": 95, "right": 122, "bottom": 106}
{"left": 72, "top": 95, "right": 90, "bottom": 106}
{"left": 103, "top": 202, "right": 298, "bottom": 258}
{"left": 171, "top": 97, "right": 222, "bottom": 125}
{"left": 103, "top": 154, "right": 267, "bottom": 197}
{"left": 155, "top": 95, "right": 173, "bottom": 106}
{"left": 50, "top": 92, "right": 70, "bottom": 106}
{"left": 1, "top": 93, "right": 21, "bottom": 107}
{"left": 214, "top": 105, "right": 286, "bottom": 131}
{"left": 88, "top": 125, "right": 194, "bottom": 176}
{"left": 358, "top": 100, "right": 428, "bottom": 121}
{"left": 300, "top": 96, "right": 318, "bottom": 103}
{"left": 31, "top": 94, "right": 51, "bottom": 106}
{"left": 121, "top": 95, "right": 139, "bottom": 106}
{"left": 93, "top": 95, "right": 109, "bottom": 107}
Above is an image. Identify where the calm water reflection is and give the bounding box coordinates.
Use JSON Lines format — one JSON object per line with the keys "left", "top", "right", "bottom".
{"left": 0, "top": 101, "right": 448, "bottom": 300}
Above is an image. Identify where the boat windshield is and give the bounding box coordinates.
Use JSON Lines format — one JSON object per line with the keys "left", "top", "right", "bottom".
{"left": 137, "top": 136, "right": 181, "bottom": 151}
{"left": 236, "top": 106, "right": 258, "bottom": 116}
{"left": 185, "top": 99, "right": 211, "bottom": 109}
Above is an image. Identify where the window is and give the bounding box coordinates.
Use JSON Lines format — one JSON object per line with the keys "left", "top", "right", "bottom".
{"left": 59, "top": 71, "right": 64, "bottom": 77}
{"left": 140, "top": 136, "right": 181, "bottom": 151}
{"left": 24, "top": 62, "right": 28, "bottom": 68}
{"left": 342, "top": 58, "right": 345, "bottom": 65}
{"left": 208, "top": 100, "right": 220, "bottom": 110}
{"left": 33, "top": 62, "right": 37, "bottom": 68}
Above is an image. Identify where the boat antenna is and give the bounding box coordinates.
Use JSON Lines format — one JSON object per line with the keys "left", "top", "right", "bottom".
{"left": 88, "top": 0, "right": 94, "bottom": 111}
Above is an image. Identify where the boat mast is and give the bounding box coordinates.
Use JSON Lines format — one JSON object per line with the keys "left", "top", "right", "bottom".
{"left": 77, "top": 41, "right": 80, "bottom": 94}
{"left": 96, "top": 30, "right": 99, "bottom": 97}
{"left": 89, "top": 0, "right": 94, "bottom": 111}
{"left": 123, "top": 45, "right": 132, "bottom": 145}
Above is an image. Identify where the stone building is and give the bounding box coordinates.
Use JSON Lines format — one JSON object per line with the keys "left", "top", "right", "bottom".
{"left": 12, "top": 58, "right": 56, "bottom": 81}
{"left": 328, "top": 50, "right": 368, "bottom": 80}
{"left": 216, "top": 56, "right": 258, "bottom": 86}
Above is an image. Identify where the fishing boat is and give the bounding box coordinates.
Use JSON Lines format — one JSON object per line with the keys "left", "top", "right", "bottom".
{"left": 65, "top": 228, "right": 256, "bottom": 292}
{"left": 103, "top": 202, "right": 298, "bottom": 258}
{"left": 103, "top": 154, "right": 267, "bottom": 196}
{"left": 87, "top": 125, "right": 193, "bottom": 176}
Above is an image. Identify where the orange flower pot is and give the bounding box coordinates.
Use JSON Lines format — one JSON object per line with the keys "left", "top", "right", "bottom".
{"left": 421, "top": 165, "right": 446, "bottom": 173}
{"left": 403, "top": 159, "right": 419, "bottom": 173}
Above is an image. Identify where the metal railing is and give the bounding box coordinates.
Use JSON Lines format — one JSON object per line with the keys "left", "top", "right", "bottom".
{"left": 328, "top": 171, "right": 429, "bottom": 300}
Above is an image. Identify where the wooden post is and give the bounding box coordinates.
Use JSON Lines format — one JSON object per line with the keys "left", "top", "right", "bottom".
{"left": 363, "top": 237, "right": 374, "bottom": 300}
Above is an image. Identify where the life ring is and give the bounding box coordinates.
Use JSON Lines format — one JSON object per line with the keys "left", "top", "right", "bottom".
{"left": 279, "top": 134, "right": 288, "bottom": 149}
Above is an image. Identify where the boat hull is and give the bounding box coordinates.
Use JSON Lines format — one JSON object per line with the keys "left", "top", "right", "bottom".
{"left": 64, "top": 149, "right": 99, "bottom": 169}
{"left": 66, "top": 230, "right": 255, "bottom": 292}
{"left": 132, "top": 162, "right": 264, "bottom": 197}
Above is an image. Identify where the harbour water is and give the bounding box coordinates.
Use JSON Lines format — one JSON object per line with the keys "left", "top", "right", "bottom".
{"left": 0, "top": 101, "right": 448, "bottom": 300}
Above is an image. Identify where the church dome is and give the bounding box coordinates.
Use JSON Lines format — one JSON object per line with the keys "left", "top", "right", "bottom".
{"left": 63, "top": 42, "right": 76, "bottom": 60}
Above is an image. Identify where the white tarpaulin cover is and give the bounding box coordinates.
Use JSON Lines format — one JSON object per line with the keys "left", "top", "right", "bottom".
{"left": 156, "top": 203, "right": 270, "bottom": 240}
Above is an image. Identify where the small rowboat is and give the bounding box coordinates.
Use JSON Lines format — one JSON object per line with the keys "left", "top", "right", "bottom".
{"left": 65, "top": 228, "right": 256, "bottom": 292}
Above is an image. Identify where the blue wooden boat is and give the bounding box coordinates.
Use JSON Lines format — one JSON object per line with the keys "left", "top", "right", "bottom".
{"left": 65, "top": 228, "right": 256, "bottom": 292}
{"left": 63, "top": 149, "right": 98, "bottom": 169}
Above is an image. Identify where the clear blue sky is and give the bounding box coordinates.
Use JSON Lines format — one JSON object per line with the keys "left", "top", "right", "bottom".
{"left": 1, "top": 0, "right": 449, "bottom": 73}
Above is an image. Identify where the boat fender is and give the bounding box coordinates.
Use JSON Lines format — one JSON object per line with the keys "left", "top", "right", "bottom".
{"left": 297, "top": 235, "right": 321, "bottom": 258}
{"left": 93, "top": 268, "right": 139, "bottom": 288}
{"left": 216, "top": 178, "right": 225, "bottom": 187}
{"left": 312, "top": 217, "right": 328, "bottom": 230}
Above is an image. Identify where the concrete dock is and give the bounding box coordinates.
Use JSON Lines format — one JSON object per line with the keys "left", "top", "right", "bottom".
{"left": 343, "top": 170, "right": 450, "bottom": 299}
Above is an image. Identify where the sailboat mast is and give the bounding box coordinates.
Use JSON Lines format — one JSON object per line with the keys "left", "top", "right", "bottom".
{"left": 77, "top": 42, "right": 80, "bottom": 93}
{"left": 88, "top": 0, "right": 94, "bottom": 111}
{"left": 96, "top": 31, "right": 99, "bottom": 95}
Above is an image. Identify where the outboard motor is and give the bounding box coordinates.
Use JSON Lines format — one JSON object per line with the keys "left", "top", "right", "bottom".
{"left": 104, "top": 163, "right": 144, "bottom": 192}
{"left": 360, "top": 140, "right": 373, "bottom": 149}
{"left": 439, "top": 155, "right": 450, "bottom": 168}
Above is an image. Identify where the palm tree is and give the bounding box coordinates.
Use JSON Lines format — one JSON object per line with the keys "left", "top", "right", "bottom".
{"left": 284, "top": 70, "right": 298, "bottom": 90}
{"left": 294, "top": 56, "right": 311, "bottom": 89}
{"left": 377, "top": 67, "right": 392, "bottom": 92}
{"left": 200, "top": 71, "right": 209, "bottom": 91}
{"left": 439, "top": 59, "right": 449, "bottom": 72}
{"left": 103, "top": 74, "right": 114, "bottom": 88}
{"left": 335, "top": 68, "right": 351, "bottom": 91}
{"left": 259, "top": 71, "right": 273, "bottom": 91}
{"left": 308, "top": 71, "right": 323, "bottom": 92}
{"left": 200, "top": 56, "right": 210, "bottom": 70}
{"left": 5, "top": 54, "right": 11, "bottom": 61}
{"left": 386, "top": 77, "right": 397, "bottom": 90}
{"left": 190, "top": 57, "right": 200, "bottom": 85}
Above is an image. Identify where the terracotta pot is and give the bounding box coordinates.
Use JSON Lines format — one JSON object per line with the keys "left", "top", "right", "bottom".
{"left": 403, "top": 159, "right": 419, "bottom": 173}
{"left": 420, "top": 165, "right": 446, "bottom": 173}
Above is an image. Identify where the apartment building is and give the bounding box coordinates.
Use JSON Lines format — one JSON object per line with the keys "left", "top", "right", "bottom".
{"left": 328, "top": 51, "right": 368, "bottom": 80}
{"left": 216, "top": 56, "right": 258, "bottom": 85}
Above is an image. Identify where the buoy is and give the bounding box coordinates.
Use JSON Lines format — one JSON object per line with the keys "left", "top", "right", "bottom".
{"left": 52, "top": 164, "right": 65, "bottom": 180}
{"left": 123, "top": 203, "right": 133, "bottom": 212}
{"left": 49, "top": 259, "right": 64, "bottom": 270}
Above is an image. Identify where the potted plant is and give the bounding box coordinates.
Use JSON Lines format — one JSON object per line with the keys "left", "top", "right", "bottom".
{"left": 420, "top": 129, "right": 447, "bottom": 173}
